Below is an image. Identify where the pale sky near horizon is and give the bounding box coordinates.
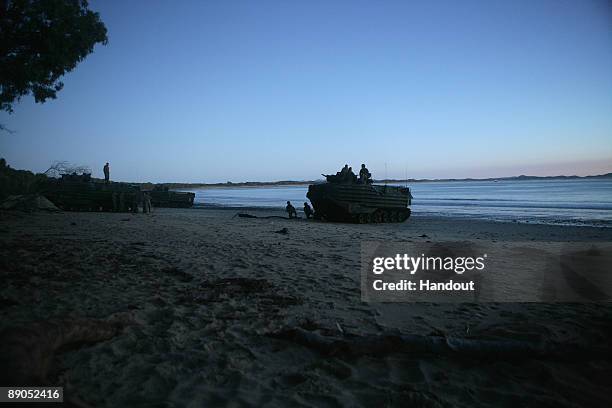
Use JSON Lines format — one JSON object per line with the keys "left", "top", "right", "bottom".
{"left": 1, "top": 0, "right": 611, "bottom": 183}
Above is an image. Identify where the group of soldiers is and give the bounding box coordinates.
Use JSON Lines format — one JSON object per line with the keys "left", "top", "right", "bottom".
{"left": 286, "top": 201, "right": 313, "bottom": 219}
{"left": 102, "top": 161, "right": 376, "bottom": 218}
{"left": 284, "top": 163, "right": 374, "bottom": 219}
{"left": 335, "top": 163, "right": 372, "bottom": 184}
{"left": 103, "top": 161, "right": 153, "bottom": 213}
{"left": 110, "top": 191, "right": 152, "bottom": 213}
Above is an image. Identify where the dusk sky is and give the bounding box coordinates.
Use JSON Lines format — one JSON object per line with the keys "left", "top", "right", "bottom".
{"left": 1, "top": 0, "right": 611, "bottom": 183}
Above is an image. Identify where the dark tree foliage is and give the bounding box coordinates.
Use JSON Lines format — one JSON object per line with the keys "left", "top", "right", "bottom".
{"left": 0, "top": 158, "right": 48, "bottom": 199}
{"left": 0, "top": 0, "right": 107, "bottom": 113}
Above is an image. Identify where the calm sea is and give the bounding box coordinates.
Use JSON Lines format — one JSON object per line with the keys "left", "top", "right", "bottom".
{"left": 183, "top": 179, "right": 612, "bottom": 227}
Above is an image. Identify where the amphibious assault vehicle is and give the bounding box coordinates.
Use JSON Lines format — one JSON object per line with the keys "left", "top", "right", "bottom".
{"left": 43, "top": 173, "right": 140, "bottom": 212}
{"left": 307, "top": 175, "right": 412, "bottom": 223}
{"left": 149, "top": 185, "right": 195, "bottom": 208}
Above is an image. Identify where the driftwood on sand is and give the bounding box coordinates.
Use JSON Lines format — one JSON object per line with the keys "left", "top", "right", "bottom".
{"left": 0, "top": 313, "right": 134, "bottom": 386}
{"left": 234, "top": 212, "right": 299, "bottom": 220}
{"left": 268, "top": 327, "right": 612, "bottom": 361}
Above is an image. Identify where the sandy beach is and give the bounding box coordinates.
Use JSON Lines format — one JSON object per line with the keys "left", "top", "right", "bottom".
{"left": 1, "top": 208, "right": 611, "bottom": 407}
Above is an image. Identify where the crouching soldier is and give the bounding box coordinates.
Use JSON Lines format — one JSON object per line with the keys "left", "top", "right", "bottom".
{"left": 303, "top": 202, "right": 314, "bottom": 219}
{"left": 286, "top": 201, "right": 297, "bottom": 219}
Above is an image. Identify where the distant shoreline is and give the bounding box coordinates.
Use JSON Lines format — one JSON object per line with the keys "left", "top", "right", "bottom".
{"left": 160, "top": 172, "right": 612, "bottom": 189}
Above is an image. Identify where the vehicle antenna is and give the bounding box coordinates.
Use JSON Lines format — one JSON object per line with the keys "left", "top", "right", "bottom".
{"left": 384, "top": 162, "right": 388, "bottom": 186}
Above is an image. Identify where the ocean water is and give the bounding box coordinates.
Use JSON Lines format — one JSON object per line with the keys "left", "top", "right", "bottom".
{"left": 183, "top": 179, "right": 612, "bottom": 226}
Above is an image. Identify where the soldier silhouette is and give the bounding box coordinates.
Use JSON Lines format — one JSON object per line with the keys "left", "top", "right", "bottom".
{"left": 359, "top": 164, "right": 372, "bottom": 184}
{"left": 286, "top": 201, "right": 297, "bottom": 219}
{"left": 103, "top": 162, "right": 110, "bottom": 184}
{"left": 347, "top": 167, "right": 357, "bottom": 183}
{"left": 303, "top": 202, "right": 314, "bottom": 219}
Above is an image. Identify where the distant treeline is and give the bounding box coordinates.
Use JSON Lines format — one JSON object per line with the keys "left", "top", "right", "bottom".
{"left": 154, "top": 173, "right": 612, "bottom": 189}
{"left": 156, "top": 180, "right": 313, "bottom": 189}
{"left": 376, "top": 173, "right": 612, "bottom": 184}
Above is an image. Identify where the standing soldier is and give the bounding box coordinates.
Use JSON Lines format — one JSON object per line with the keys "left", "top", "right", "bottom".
{"left": 143, "top": 192, "right": 152, "bottom": 214}
{"left": 103, "top": 162, "right": 110, "bottom": 184}
{"left": 286, "top": 201, "right": 297, "bottom": 219}
{"left": 303, "top": 202, "right": 314, "bottom": 219}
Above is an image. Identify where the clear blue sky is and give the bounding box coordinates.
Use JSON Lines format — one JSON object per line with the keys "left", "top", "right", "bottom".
{"left": 1, "top": 0, "right": 611, "bottom": 182}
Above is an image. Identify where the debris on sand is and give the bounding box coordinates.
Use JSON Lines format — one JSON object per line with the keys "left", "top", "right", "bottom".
{"left": 0, "top": 194, "right": 60, "bottom": 212}
{"left": 235, "top": 212, "right": 293, "bottom": 220}
{"left": 235, "top": 213, "right": 257, "bottom": 219}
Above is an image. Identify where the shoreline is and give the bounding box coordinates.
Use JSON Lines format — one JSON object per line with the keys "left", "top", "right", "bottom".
{"left": 193, "top": 204, "right": 612, "bottom": 229}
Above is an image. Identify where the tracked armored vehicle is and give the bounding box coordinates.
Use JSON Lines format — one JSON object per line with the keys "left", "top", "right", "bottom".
{"left": 149, "top": 185, "right": 195, "bottom": 208}
{"left": 43, "top": 173, "right": 140, "bottom": 212}
{"left": 307, "top": 174, "right": 412, "bottom": 223}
